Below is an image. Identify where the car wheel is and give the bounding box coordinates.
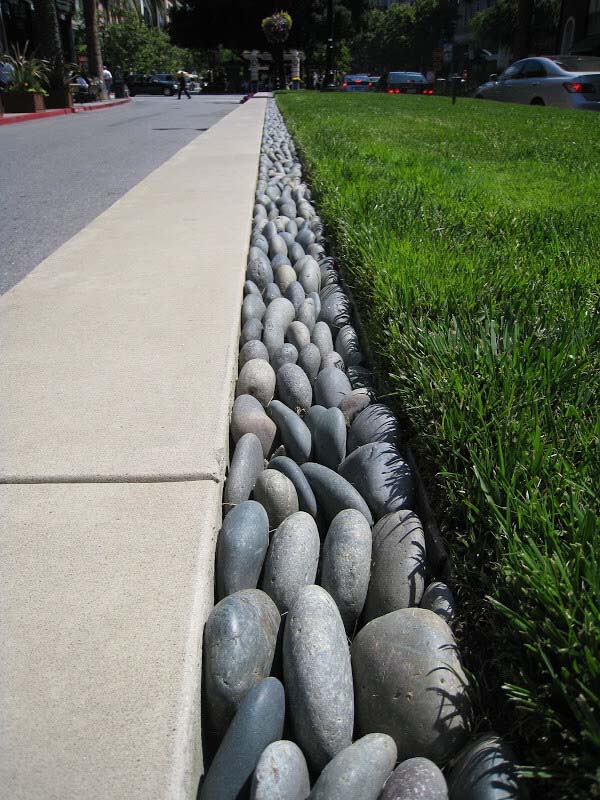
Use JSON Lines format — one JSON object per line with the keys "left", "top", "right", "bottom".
{"left": 163, "top": 87, "right": 172, "bottom": 96}
{"left": 530, "top": 97, "right": 545, "bottom": 106}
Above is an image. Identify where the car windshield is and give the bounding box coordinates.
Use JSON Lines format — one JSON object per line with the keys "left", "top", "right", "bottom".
{"left": 344, "top": 75, "right": 369, "bottom": 83}
{"left": 388, "top": 72, "right": 426, "bottom": 82}
{"left": 550, "top": 56, "right": 600, "bottom": 72}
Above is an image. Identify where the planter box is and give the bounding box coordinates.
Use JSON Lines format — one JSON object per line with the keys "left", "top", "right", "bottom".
{"left": 2, "top": 91, "right": 46, "bottom": 113}
{"left": 46, "top": 89, "right": 73, "bottom": 110}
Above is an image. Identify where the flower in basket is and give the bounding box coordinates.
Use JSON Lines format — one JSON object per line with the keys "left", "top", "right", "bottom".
{"left": 261, "top": 11, "right": 293, "bottom": 44}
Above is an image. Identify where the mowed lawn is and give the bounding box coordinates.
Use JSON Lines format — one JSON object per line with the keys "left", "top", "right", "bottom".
{"left": 277, "top": 91, "right": 600, "bottom": 798}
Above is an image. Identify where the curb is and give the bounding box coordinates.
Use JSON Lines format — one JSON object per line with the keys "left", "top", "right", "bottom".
{"left": 73, "top": 98, "right": 132, "bottom": 113}
{"left": 0, "top": 98, "right": 131, "bottom": 127}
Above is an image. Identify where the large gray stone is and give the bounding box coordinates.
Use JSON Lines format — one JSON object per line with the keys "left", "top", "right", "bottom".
{"left": 231, "top": 394, "right": 277, "bottom": 458}
{"left": 311, "top": 321, "right": 333, "bottom": 359}
{"left": 285, "top": 281, "right": 306, "bottom": 313}
{"left": 263, "top": 282, "right": 282, "bottom": 304}
{"left": 253, "top": 469, "right": 299, "bottom": 531}
{"left": 289, "top": 242, "right": 305, "bottom": 265}
{"left": 236, "top": 359, "right": 276, "bottom": 408}
{"left": 447, "top": 735, "right": 522, "bottom": 800}
{"left": 339, "top": 389, "right": 372, "bottom": 424}
{"left": 271, "top": 253, "right": 292, "bottom": 271}
{"left": 264, "top": 297, "right": 296, "bottom": 332}
{"left": 318, "top": 285, "right": 351, "bottom": 330}
{"left": 271, "top": 344, "right": 299, "bottom": 373}
{"left": 216, "top": 501, "right": 270, "bottom": 600}
{"left": 420, "top": 582, "right": 456, "bottom": 625}
{"left": 301, "top": 462, "right": 373, "bottom": 526}
{"left": 365, "top": 510, "right": 426, "bottom": 621}
{"left": 203, "top": 590, "right": 280, "bottom": 739}
{"left": 347, "top": 404, "right": 400, "bottom": 453}
{"left": 263, "top": 320, "right": 286, "bottom": 359}
{"left": 352, "top": 608, "right": 472, "bottom": 764}
{"left": 199, "top": 678, "right": 285, "bottom": 800}
{"left": 320, "top": 509, "right": 372, "bottom": 632}
{"left": 335, "top": 325, "right": 363, "bottom": 367}
{"left": 298, "top": 257, "right": 321, "bottom": 294}
{"left": 244, "top": 279, "right": 261, "bottom": 296}
{"left": 297, "top": 299, "right": 316, "bottom": 332}
{"left": 269, "top": 234, "right": 288, "bottom": 259}
{"left": 223, "top": 433, "right": 265, "bottom": 511}
{"left": 297, "top": 343, "right": 321, "bottom": 385}
{"left": 314, "top": 367, "right": 352, "bottom": 408}
{"left": 305, "top": 405, "right": 346, "bottom": 470}
{"left": 286, "top": 321, "right": 311, "bottom": 352}
{"left": 308, "top": 291, "right": 321, "bottom": 319}
{"left": 251, "top": 741, "right": 310, "bottom": 800}
{"left": 276, "top": 363, "right": 313, "bottom": 413}
{"left": 296, "top": 227, "right": 315, "bottom": 250}
{"left": 242, "top": 293, "right": 267, "bottom": 325}
{"left": 240, "top": 318, "right": 264, "bottom": 347}
{"left": 283, "top": 585, "right": 354, "bottom": 771}
{"left": 275, "top": 265, "right": 297, "bottom": 294}
{"left": 268, "top": 456, "right": 317, "bottom": 517}
{"left": 262, "top": 512, "right": 320, "bottom": 613}
{"left": 380, "top": 757, "right": 448, "bottom": 800}
{"left": 239, "top": 340, "right": 269, "bottom": 370}
{"left": 309, "top": 734, "right": 397, "bottom": 800}
{"left": 267, "top": 401, "right": 312, "bottom": 464}
{"left": 321, "top": 351, "right": 345, "bottom": 371}
{"left": 338, "top": 443, "right": 414, "bottom": 519}
{"left": 247, "top": 247, "right": 274, "bottom": 291}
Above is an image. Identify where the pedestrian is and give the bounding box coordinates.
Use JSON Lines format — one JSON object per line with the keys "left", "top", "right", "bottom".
{"left": 103, "top": 65, "right": 112, "bottom": 97}
{"left": 177, "top": 71, "right": 191, "bottom": 100}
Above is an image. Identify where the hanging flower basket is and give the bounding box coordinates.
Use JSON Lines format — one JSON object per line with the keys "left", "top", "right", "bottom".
{"left": 261, "top": 11, "right": 292, "bottom": 44}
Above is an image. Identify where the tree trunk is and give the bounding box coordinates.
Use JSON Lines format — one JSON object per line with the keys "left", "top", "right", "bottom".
{"left": 34, "top": 0, "right": 64, "bottom": 91}
{"left": 513, "top": 0, "right": 532, "bottom": 59}
{"left": 82, "top": 0, "right": 107, "bottom": 99}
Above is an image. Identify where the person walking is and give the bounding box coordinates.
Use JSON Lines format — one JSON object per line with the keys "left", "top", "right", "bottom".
{"left": 177, "top": 71, "right": 191, "bottom": 100}
{"left": 103, "top": 65, "right": 112, "bottom": 97}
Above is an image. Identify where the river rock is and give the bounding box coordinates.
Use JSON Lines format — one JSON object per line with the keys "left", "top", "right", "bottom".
{"left": 286, "top": 321, "right": 311, "bottom": 353}
{"left": 203, "top": 590, "right": 280, "bottom": 738}
{"left": 297, "top": 299, "right": 316, "bottom": 331}
{"left": 347, "top": 365, "right": 376, "bottom": 393}
{"left": 335, "top": 325, "right": 363, "bottom": 367}
{"left": 199, "top": 678, "right": 285, "bottom": 800}
{"left": 338, "top": 442, "right": 414, "bottom": 519}
{"left": 244, "top": 280, "right": 261, "bottom": 296}
{"left": 298, "top": 257, "right": 321, "bottom": 294}
{"left": 298, "top": 343, "right": 321, "bottom": 384}
{"left": 277, "top": 363, "right": 313, "bottom": 412}
{"left": 286, "top": 219, "right": 299, "bottom": 237}
{"left": 420, "top": 581, "right": 456, "bottom": 624}
{"left": 380, "top": 757, "right": 448, "bottom": 800}
{"left": 275, "top": 264, "right": 297, "bottom": 294}
{"left": 352, "top": 608, "right": 472, "bottom": 763}
{"left": 268, "top": 455, "right": 317, "bottom": 517}
{"left": 319, "top": 285, "right": 351, "bottom": 330}
{"left": 263, "top": 320, "right": 285, "bottom": 359}
{"left": 240, "top": 318, "right": 264, "bottom": 347}
{"left": 231, "top": 394, "right": 277, "bottom": 458}
{"left": 247, "top": 247, "right": 274, "bottom": 290}
{"left": 267, "top": 401, "right": 312, "bottom": 464}
{"left": 321, "top": 351, "right": 345, "bottom": 371}
{"left": 339, "top": 389, "right": 372, "bottom": 423}
{"left": 285, "top": 281, "right": 306, "bottom": 313}
{"left": 251, "top": 740, "right": 310, "bottom": 800}
{"left": 216, "top": 501, "right": 270, "bottom": 599}
{"left": 223, "top": 433, "right": 264, "bottom": 510}
{"left": 296, "top": 227, "right": 315, "bottom": 250}
{"left": 239, "top": 340, "right": 269, "bottom": 370}
{"left": 242, "top": 293, "right": 267, "bottom": 325}
{"left": 348, "top": 404, "right": 400, "bottom": 452}
{"left": 271, "top": 343, "right": 299, "bottom": 373}
{"left": 301, "top": 462, "right": 373, "bottom": 526}
{"left": 309, "top": 734, "right": 397, "bottom": 800}
{"left": 311, "top": 321, "right": 334, "bottom": 358}
{"left": 263, "top": 282, "right": 282, "bottom": 303}
{"left": 253, "top": 469, "right": 299, "bottom": 531}
{"left": 272, "top": 253, "right": 292, "bottom": 271}
{"left": 289, "top": 242, "right": 305, "bottom": 264}
{"left": 283, "top": 585, "right": 354, "bottom": 771}
{"left": 314, "top": 367, "right": 352, "bottom": 408}
{"left": 308, "top": 291, "right": 321, "bottom": 319}
{"left": 447, "top": 734, "right": 522, "bottom": 800}
{"left": 269, "top": 234, "right": 288, "bottom": 259}
{"left": 320, "top": 509, "right": 371, "bottom": 632}
{"left": 305, "top": 405, "right": 346, "bottom": 469}
{"left": 264, "top": 296, "right": 296, "bottom": 331}
{"left": 262, "top": 512, "right": 320, "bottom": 612}
{"left": 236, "top": 359, "right": 276, "bottom": 407}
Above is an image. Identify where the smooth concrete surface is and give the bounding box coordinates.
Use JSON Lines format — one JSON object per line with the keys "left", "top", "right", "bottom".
{"left": 0, "top": 97, "right": 266, "bottom": 482}
{"left": 1, "top": 481, "right": 221, "bottom": 800}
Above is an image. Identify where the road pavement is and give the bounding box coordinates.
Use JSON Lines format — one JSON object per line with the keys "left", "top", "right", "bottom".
{"left": 0, "top": 94, "right": 242, "bottom": 295}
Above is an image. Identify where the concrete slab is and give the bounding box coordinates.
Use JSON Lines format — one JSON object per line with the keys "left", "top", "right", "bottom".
{"left": 0, "top": 480, "right": 221, "bottom": 800}
{"left": 0, "top": 97, "right": 267, "bottom": 483}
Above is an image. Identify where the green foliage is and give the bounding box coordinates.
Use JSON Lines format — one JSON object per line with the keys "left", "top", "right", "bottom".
{"left": 277, "top": 91, "right": 600, "bottom": 800}
{"left": 0, "top": 42, "right": 49, "bottom": 94}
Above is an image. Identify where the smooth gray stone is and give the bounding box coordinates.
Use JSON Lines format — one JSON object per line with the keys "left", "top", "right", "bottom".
{"left": 335, "top": 325, "right": 363, "bottom": 367}
{"left": 308, "top": 291, "right": 321, "bottom": 319}
{"left": 321, "top": 351, "right": 345, "bottom": 371}
{"left": 244, "top": 280, "right": 261, "bottom": 296}
{"left": 275, "top": 264, "right": 297, "bottom": 294}
{"left": 277, "top": 363, "right": 313, "bottom": 413}
{"left": 311, "top": 321, "right": 334, "bottom": 359}
{"left": 286, "top": 322, "right": 311, "bottom": 354}
{"left": 264, "top": 297, "right": 296, "bottom": 332}
{"left": 339, "top": 442, "right": 414, "bottom": 519}
{"left": 347, "top": 365, "right": 375, "bottom": 393}
{"left": 252, "top": 239, "right": 269, "bottom": 259}
{"left": 269, "top": 234, "right": 288, "bottom": 259}
{"left": 280, "top": 201, "right": 297, "bottom": 219}
{"left": 262, "top": 512, "right": 320, "bottom": 612}
{"left": 251, "top": 740, "right": 310, "bottom": 800}
{"left": 301, "top": 462, "right": 373, "bottom": 526}
{"left": 286, "top": 219, "right": 299, "bottom": 237}
{"left": 263, "top": 282, "right": 282, "bottom": 303}
{"left": 242, "top": 293, "right": 267, "bottom": 325}
{"left": 289, "top": 242, "right": 305, "bottom": 264}
{"left": 447, "top": 734, "right": 522, "bottom": 800}
{"left": 305, "top": 405, "right": 346, "bottom": 469}
{"left": 297, "top": 299, "right": 316, "bottom": 332}
{"left": 285, "top": 281, "right": 306, "bottom": 313}
{"left": 320, "top": 509, "right": 372, "bottom": 632}
{"left": 381, "top": 757, "right": 448, "bottom": 800}
{"left": 347, "top": 404, "right": 401, "bottom": 453}
{"left": 314, "top": 367, "right": 352, "bottom": 408}
{"left": 263, "top": 320, "right": 285, "bottom": 359}
{"left": 307, "top": 242, "right": 325, "bottom": 259}
{"left": 231, "top": 394, "right": 277, "bottom": 458}
{"left": 204, "top": 590, "right": 280, "bottom": 738}
{"left": 279, "top": 231, "right": 296, "bottom": 249}
{"left": 339, "top": 389, "right": 372, "bottom": 423}
{"left": 236, "top": 359, "right": 276, "bottom": 408}
{"left": 247, "top": 247, "right": 274, "bottom": 290}
{"left": 298, "top": 257, "right": 321, "bottom": 294}
{"left": 296, "top": 227, "right": 315, "bottom": 250}
{"left": 224, "top": 433, "right": 265, "bottom": 510}
{"left": 318, "top": 284, "right": 351, "bottom": 330}
{"left": 217, "top": 501, "right": 270, "bottom": 600}
{"left": 364, "top": 510, "right": 426, "bottom": 621}
{"left": 267, "top": 401, "right": 312, "bottom": 464}
{"left": 199, "top": 678, "right": 285, "bottom": 800}
{"left": 309, "top": 734, "right": 397, "bottom": 800}
{"left": 352, "top": 608, "right": 472, "bottom": 764}
{"left": 240, "top": 318, "right": 264, "bottom": 347}
{"left": 298, "top": 344, "right": 321, "bottom": 385}
{"left": 271, "top": 343, "right": 299, "bottom": 373}
{"left": 283, "top": 585, "right": 354, "bottom": 771}
{"left": 253, "top": 469, "right": 299, "bottom": 531}
{"left": 420, "top": 581, "right": 456, "bottom": 624}
{"left": 320, "top": 269, "right": 338, "bottom": 287}
{"left": 268, "top": 456, "right": 317, "bottom": 517}
{"left": 239, "top": 340, "right": 269, "bottom": 370}
{"left": 272, "top": 253, "right": 292, "bottom": 271}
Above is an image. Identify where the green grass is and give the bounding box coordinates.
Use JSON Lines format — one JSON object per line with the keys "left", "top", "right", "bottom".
{"left": 277, "top": 92, "right": 600, "bottom": 798}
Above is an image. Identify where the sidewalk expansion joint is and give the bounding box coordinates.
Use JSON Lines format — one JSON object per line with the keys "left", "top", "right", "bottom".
{"left": 0, "top": 472, "right": 221, "bottom": 485}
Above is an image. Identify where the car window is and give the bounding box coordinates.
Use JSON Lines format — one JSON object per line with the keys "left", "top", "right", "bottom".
{"left": 499, "top": 63, "right": 523, "bottom": 80}
{"left": 388, "top": 72, "right": 426, "bottom": 82}
{"left": 521, "top": 59, "right": 547, "bottom": 78}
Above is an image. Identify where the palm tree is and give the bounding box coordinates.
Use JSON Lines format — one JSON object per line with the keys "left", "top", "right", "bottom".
{"left": 83, "top": 0, "right": 107, "bottom": 99}
{"left": 34, "top": 0, "right": 64, "bottom": 91}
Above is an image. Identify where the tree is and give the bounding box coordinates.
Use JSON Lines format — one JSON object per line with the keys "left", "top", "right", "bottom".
{"left": 34, "top": 0, "right": 64, "bottom": 91}
{"left": 83, "top": 0, "right": 107, "bottom": 97}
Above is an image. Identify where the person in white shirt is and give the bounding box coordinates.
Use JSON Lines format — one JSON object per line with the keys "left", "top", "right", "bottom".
{"left": 103, "top": 66, "right": 112, "bottom": 97}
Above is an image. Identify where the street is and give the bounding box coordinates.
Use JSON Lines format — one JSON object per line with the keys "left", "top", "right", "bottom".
{"left": 0, "top": 94, "right": 243, "bottom": 294}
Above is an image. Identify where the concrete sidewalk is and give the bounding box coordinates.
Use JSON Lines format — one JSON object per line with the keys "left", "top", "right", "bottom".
{"left": 1, "top": 96, "right": 266, "bottom": 799}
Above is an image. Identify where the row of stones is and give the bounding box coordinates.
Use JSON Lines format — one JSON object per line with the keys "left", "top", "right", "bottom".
{"left": 198, "top": 101, "right": 521, "bottom": 800}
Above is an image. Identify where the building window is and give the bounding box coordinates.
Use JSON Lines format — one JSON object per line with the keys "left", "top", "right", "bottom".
{"left": 589, "top": 0, "right": 600, "bottom": 35}
{"left": 561, "top": 16, "right": 575, "bottom": 52}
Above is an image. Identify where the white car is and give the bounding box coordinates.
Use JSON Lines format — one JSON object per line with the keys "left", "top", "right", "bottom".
{"left": 474, "top": 55, "right": 600, "bottom": 110}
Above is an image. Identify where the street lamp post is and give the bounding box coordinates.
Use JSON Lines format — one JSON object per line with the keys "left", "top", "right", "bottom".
{"left": 323, "top": 0, "right": 335, "bottom": 90}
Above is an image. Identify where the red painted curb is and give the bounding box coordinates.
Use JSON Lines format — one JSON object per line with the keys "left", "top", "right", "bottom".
{"left": 73, "top": 98, "right": 132, "bottom": 113}
{"left": 0, "top": 97, "right": 132, "bottom": 126}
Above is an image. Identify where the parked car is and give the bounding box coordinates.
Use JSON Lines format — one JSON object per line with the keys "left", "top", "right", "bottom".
{"left": 126, "top": 73, "right": 179, "bottom": 97}
{"left": 384, "top": 71, "right": 434, "bottom": 95}
{"left": 474, "top": 56, "right": 600, "bottom": 110}
{"left": 341, "top": 73, "right": 377, "bottom": 92}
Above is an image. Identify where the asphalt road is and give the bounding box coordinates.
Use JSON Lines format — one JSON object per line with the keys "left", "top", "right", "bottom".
{"left": 0, "top": 94, "right": 243, "bottom": 294}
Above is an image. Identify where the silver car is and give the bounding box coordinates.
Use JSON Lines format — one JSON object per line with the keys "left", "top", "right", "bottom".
{"left": 475, "top": 56, "right": 600, "bottom": 110}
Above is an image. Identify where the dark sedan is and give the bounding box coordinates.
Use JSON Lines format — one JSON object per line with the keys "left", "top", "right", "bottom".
{"left": 126, "top": 74, "right": 180, "bottom": 97}
{"left": 385, "top": 71, "right": 434, "bottom": 95}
